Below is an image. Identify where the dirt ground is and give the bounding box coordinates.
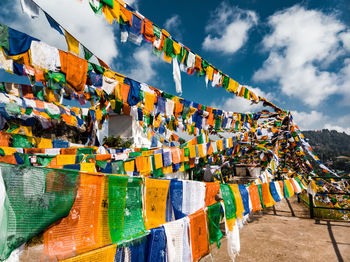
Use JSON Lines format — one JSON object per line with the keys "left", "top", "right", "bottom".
{"left": 202, "top": 195, "right": 350, "bottom": 262}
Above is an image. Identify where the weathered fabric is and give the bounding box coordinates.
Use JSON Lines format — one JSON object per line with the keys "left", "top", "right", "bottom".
{"left": 0, "top": 164, "right": 79, "bottom": 260}
{"left": 43, "top": 173, "right": 104, "bottom": 260}
{"left": 182, "top": 180, "right": 205, "bottom": 215}
{"left": 169, "top": 179, "right": 185, "bottom": 219}
{"left": 261, "top": 183, "right": 275, "bottom": 208}
{"left": 220, "top": 184, "right": 236, "bottom": 219}
{"left": 146, "top": 226, "right": 167, "bottom": 262}
{"left": 229, "top": 184, "right": 245, "bottom": 219}
{"left": 188, "top": 209, "right": 209, "bottom": 261}
{"left": 109, "top": 175, "right": 146, "bottom": 242}
{"left": 144, "top": 178, "right": 170, "bottom": 230}
{"left": 207, "top": 203, "right": 223, "bottom": 248}
{"left": 60, "top": 244, "right": 117, "bottom": 262}
{"left": 238, "top": 184, "right": 250, "bottom": 216}
{"left": 269, "top": 181, "right": 281, "bottom": 202}
{"left": 204, "top": 182, "right": 220, "bottom": 207}
{"left": 248, "top": 185, "right": 262, "bottom": 212}
{"left": 163, "top": 217, "right": 191, "bottom": 262}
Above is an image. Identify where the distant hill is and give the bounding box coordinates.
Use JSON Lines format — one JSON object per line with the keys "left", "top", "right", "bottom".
{"left": 302, "top": 129, "right": 350, "bottom": 173}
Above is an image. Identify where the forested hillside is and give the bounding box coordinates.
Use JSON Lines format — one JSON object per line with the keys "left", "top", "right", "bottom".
{"left": 303, "top": 129, "right": 350, "bottom": 173}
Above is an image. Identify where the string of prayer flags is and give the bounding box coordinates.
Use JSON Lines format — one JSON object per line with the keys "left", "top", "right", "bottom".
{"left": 0, "top": 157, "right": 307, "bottom": 261}
{"left": 82, "top": 0, "right": 278, "bottom": 108}
{"left": 21, "top": 0, "right": 279, "bottom": 110}
{"left": 0, "top": 25, "right": 282, "bottom": 140}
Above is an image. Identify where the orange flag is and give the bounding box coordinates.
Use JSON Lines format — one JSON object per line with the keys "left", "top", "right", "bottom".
{"left": 189, "top": 209, "right": 210, "bottom": 261}
{"left": 248, "top": 185, "right": 262, "bottom": 211}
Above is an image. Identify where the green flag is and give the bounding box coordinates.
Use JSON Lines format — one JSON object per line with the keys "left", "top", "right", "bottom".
{"left": 0, "top": 164, "right": 79, "bottom": 260}
{"left": 207, "top": 202, "right": 224, "bottom": 248}
{"left": 83, "top": 46, "right": 93, "bottom": 61}
{"left": 108, "top": 176, "right": 146, "bottom": 242}
{"left": 220, "top": 184, "right": 236, "bottom": 220}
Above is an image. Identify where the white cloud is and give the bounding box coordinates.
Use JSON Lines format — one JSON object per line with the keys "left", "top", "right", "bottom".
{"left": 3, "top": 0, "right": 118, "bottom": 64}
{"left": 292, "top": 111, "right": 350, "bottom": 134}
{"left": 337, "top": 58, "right": 350, "bottom": 105}
{"left": 336, "top": 114, "right": 350, "bottom": 126}
{"left": 164, "top": 15, "right": 182, "bottom": 40}
{"left": 211, "top": 86, "right": 272, "bottom": 113}
{"left": 253, "top": 5, "right": 350, "bottom": 107}
{"left": 126, "top": 46, "right": 160, "bottom": 83}
{"left": 291, "top": 110, "right": 326, "bottom": 130}
{"left": 202, "top": 3, "right": 258, "bottom": 54}
{"left": 323, "top": 124, "right": 350, "bottom": 135}
{"left": 340, "top": 30, "right": 350, "bottom": 51}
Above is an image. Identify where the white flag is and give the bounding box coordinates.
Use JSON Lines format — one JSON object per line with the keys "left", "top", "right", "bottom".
{"left": 20, "top": 0, "right": 40, "bottom": 19}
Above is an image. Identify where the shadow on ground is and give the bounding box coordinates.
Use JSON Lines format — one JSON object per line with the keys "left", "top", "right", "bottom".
{"left": 202, "top": 195, "right": 350, "bottom": 262}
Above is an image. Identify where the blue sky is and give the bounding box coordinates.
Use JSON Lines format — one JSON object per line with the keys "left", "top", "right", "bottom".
{"left": 1, "top": 0, "right": 350, "bottom": 133}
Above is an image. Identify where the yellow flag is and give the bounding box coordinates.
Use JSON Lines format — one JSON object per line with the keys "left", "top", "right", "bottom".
{"left": 227, "top": 78, "right": 239, "bottom": 93}
{"left": 124, "top": 160, "right": 135, "bottom": 172}
{"left": 206, "top": 66, "right": 214, "bottom": 81}
{"left": 162, "top": 165, "right": 173, "bottom": 174}
{"left": 154, "top": 153, "right": 163, "bottom": 170}
{"left": 172, "top": 41, "right": 181, "bottom": 56}
{"left": 103, "top": 1, "right": 120, "bottom": 24}
{"left": 56, "top": 155, "right": 76, "bottom": 166}
{"left": 0, "top": 147, "right": 17, "bottom": 155}
{"left": 144, "top": 178, "right": 170, "bottom": 230}
{"left": 35, "top": 137, "right": 53, "bottom": 148}
{"left": 64, "top": 30, "right": 80, "bottom": 55}
{"left": 81, "top": 163, "right": 96, "bottom": 173}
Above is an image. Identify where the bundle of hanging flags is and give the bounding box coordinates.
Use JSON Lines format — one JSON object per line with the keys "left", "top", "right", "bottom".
{"left": 0, "top": 162, "right": 307, "bottom": 261}
{"left": 0, "top": 118, "right": 296, "bottom": 182}
{"left": 0, "top": 128, "right": 241, "bottom": 177}
{"left": 0, "top": 24, "right": 266, "bottom": 138}
{"left": 0, "top": 88, "right": 88, "bottom": 129}
{"left": 9, "top": 4, "right": 333, "bottom": 179}
{"left": 19, "top": 0, "right": 281, "bottom": 111}
{"left": 0, "top": 3, "right": 338, "bottom": 262}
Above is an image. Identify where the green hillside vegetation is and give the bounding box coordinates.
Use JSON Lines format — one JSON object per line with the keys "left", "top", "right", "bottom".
{"left": 303, "top": 129, "right": 350, "bottom": 173}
